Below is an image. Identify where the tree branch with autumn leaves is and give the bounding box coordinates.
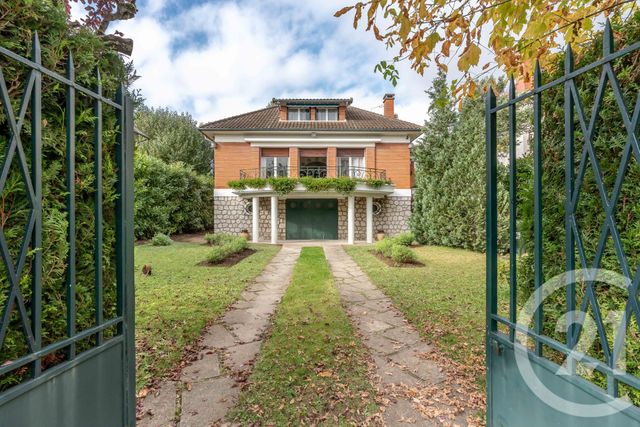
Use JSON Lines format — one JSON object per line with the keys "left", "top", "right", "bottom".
{"left": 335, "top": 0, "right": 636, "bottom": 98}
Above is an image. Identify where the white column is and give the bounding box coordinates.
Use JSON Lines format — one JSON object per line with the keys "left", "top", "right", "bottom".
{"left": 347, "top": 195, "right": 355, "bottom": 245}
{"left": 252, "top": 197, "right": 259, "bottom": 243}
{"left": 366, "top": 196, "right": 373, "bottom": 244}
{"left": 270, "top": 196, "right": 278, "bottom": 244}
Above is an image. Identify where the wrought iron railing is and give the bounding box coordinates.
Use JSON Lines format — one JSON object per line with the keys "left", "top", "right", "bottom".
{"left": 239, "top": 166, "right": 387, "bottom": 180}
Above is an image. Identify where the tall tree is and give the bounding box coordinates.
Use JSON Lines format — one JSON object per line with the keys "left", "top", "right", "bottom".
{"left": 336, "top": 0, "right": 635, "bottom": 97}
{"left": 411, "top": 71, "right": 457, "bottom": 244}
{"left": 412, "top": 73, "right": 508, "bottom": 251}
{"left": 135, "top": 106, "right": 212, "bottom": 176}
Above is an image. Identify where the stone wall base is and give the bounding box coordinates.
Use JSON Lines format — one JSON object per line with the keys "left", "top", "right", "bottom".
{"left": 213, "top": 194, "right": 412, "bottom": 241}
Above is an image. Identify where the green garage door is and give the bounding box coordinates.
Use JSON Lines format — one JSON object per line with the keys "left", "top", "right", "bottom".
{"left": 286, "top": 199, "right": 338, "bottom": 240}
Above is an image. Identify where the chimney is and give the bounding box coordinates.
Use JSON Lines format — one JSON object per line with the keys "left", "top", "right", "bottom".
{"left": 383, "top": 93, "right": 395, "bottom": 118}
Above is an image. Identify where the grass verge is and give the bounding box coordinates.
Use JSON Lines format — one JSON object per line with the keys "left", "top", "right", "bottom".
{"left": 344, "top": 245, "right": 490, "bottom": 385}
{"left": 134, "top": 242, "right": 280, "bottom": 391}
{"left": 230, "top": 247, "right": 378, "bottom": 425}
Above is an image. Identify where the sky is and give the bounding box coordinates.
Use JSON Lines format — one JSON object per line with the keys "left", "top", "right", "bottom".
{"left": 72, "top": 0, "right": 447, "bottom": 126}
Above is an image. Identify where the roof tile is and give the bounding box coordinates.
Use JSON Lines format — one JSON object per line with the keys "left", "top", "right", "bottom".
{"left": 199, "top": 105, "right": 422, "bottom": 132}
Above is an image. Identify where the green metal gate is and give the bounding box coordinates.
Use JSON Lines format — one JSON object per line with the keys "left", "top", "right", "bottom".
{"left": 286, "top": 199, "right": 338, "bottom": 240}
{"left": 0, "top": 35, "right": 135, "bottom": 425}
{"left": 486, "top": 21, "right": 640, "bottom": 426}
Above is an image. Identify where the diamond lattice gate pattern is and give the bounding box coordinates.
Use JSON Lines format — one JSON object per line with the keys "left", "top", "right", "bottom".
{"left": 485, "top": 21, "right": 640, "bottom": 426}
{"left": 0, "top": 35, "right": 135, "bottom": 426}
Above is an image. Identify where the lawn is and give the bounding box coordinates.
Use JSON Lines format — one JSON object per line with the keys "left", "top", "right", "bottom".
{"left": 134, "top": 241, "right": 280, "bottom": 391}
{"left": 231, "top": 247, "right": 378, "bottom": 425}
{"left": 344, "top": 245, "right": 489, "bottom": 385}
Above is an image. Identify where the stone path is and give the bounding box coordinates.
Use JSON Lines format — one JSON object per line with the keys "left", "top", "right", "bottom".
{"left": 324, "top": 245, "right": 468, "bottom": 426}
{"left": 138, "top": 245, "right": 301, "bottom": 427}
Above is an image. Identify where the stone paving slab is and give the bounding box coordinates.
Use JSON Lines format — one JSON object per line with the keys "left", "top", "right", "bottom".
{"left": 324, "top": 245, "right": 461, "bottom": 427}
{"left": 138, "top": 245, "right": 301, "bottom": 426}
{"left": 137, "top": 381, "right": 178, "bottom": 427}
{"left": 180, "top": 377, "right": 238, "bottom": 427}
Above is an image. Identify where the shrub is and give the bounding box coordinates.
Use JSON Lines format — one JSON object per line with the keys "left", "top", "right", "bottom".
{"left": 205, "top": 232, "right": 235, "bottom": 245}
{"left": 134, "top": 154, "right": 214, "bottom": 239}
{"left": 393, "top": 232, "right": 415, "bottom": 246}
{"left": 226, "top": 176, "right": 391, "bottom": 196}
{"left": 390, "top": 245, "right": 418, "bottom": 265}
{"left": 373, "top": 239, "right": 395, "bottom": 258}
{"left": 151, "top": 233, "right": 172, "bottom": 246}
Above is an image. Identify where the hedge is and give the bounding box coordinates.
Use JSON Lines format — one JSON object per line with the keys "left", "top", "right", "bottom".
{"left": 514, "top": 15, "right": 640, "bottom": 403}
{"left": 0, "top": 0, "right": 126, "bottom": 390}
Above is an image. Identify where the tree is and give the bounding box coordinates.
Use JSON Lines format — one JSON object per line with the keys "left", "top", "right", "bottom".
{"left": 411, "top": 72, "right": 509, "bottom": 251}
{"left": 64, "top": 0, "right": 137, "bottom": 55}
{"left": 135, "top": 106, "right": 213, "bottom": 176}
{"left": 335, "top": 0, "right": 636, "bottom": 98}
{"left": 411, "top": 71, "right": 456, "bottom": 242}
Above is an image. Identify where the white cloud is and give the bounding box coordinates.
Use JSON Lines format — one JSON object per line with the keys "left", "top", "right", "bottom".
{"left": 114, "top": 0, "right": 435, "bottom": 126}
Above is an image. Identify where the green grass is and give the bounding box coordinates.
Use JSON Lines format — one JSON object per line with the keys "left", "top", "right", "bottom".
{"left": 231, "top": 247, "right": 378, "bottom": 425}
{"left": 134, "top": 242, "right": 280, "bottom": 391}
{"left": 344, "top": 245, "right": 491, "bottom": 384}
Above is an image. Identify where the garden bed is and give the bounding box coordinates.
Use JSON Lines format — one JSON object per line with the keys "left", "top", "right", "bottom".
{"left": 198, "top": 247, "right": 256, "bottom": 267}
{"left": 371, "top": 250, "right": 425, "bottom": 268}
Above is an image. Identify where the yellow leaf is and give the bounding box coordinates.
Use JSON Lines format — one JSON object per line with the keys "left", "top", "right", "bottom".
{"left": 318, "top": 370, "right": 333, "bottom": 377}
{"left": 457, "top": 43, "right": 481, "bottom": 71}
{"left": 424, "top": 32, "right": 441, "bottom": 53}
{"left": 399, "top": 15, "right": 411, "bottom": 40}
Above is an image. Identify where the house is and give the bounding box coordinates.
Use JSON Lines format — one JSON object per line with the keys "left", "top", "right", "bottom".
{"left": 200, "top": 94, "right": 422, "bottom": 244}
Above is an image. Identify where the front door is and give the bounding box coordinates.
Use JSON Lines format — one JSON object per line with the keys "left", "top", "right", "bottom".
{"left": 286, "top": 199, "right": 338, "bottom": 240}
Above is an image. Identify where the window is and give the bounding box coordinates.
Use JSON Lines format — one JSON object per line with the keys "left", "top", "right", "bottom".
{"left": 261, "top": 156, "right": 289, "bottom": 177}
{"left": 287, "top": 108, "right": 310, "bottom": 121}
{"left": 316, "top": 107, "right": 338, "bottom": 121}
{"left": 337, "top": 156, "right": 365, "bottom": 177}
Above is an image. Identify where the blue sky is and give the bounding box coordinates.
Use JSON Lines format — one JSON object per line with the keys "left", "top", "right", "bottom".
{"left": 74, "top": 0, "right": 446, "bottom": 125}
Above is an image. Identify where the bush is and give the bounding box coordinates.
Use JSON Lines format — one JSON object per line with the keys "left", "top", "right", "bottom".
{"left": 134, "top": 154, "right": 214, "bottom": 239}
{"left": 373, "top": 239, "right": 395, "bottom": 258}
{"left": 206, "top": 235, "right": 249, "bottom": 263}
{"left": 151, "top": 233, "right": 172, "bottom": 246}
{"left": 205, "top": 232, "right": 235, "bottom": 245}
{"left": 393, "top": 232, "right": 415, "bottom": 246}
{"left": 390, "top": 245, "right": 418, "bottom": 265}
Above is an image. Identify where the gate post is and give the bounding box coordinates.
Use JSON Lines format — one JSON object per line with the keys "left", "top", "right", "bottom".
{"left": 116, "top": 90, "right": 136, "bottom": 425}
{"left": 485, "top": 86, "right": 497, "bottom": 426}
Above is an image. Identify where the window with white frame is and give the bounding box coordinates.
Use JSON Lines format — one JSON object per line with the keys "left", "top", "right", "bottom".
{"left": 316, "top": 107, "right": 338, "bottom": 121}
{"left": 261, "top": 156, "right": 289, "bottom": 177}
{"left": 337, "top": 156, "right": 365, "bottom": 177}
{"left": 287, "top": 108, "right": 310, "bottom": 121}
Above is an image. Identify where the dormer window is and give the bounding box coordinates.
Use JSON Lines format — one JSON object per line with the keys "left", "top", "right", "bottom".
{"left": 317, "top": 107, "right": 338, "bottom": 121}
{"left": 287, "top": 107, "right": 310, "bottom": 121}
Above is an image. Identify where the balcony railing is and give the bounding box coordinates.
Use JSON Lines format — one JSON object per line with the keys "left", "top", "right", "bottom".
{"left": 239, "top": 166, "right": 387, "bottom": 180}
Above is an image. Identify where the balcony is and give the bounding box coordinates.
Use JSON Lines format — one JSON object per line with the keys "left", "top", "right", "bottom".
{"left": 239, "top": 166, "right": 387, "bottom": 180}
